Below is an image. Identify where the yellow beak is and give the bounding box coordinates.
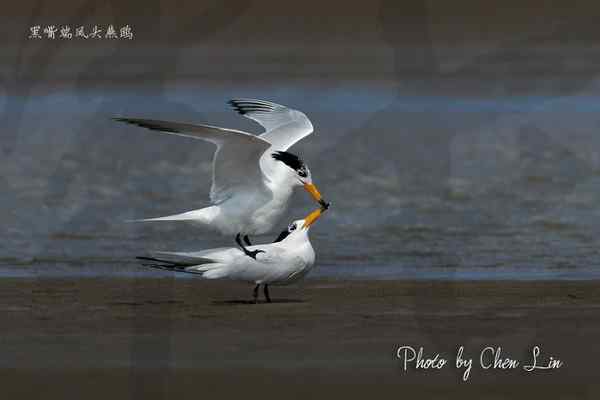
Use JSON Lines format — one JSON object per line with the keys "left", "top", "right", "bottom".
{"left": 302, "top": 208, "right": 323, "bottom": 229}
{"left": 304, "top": 183, "right": 324, "bottom": 203}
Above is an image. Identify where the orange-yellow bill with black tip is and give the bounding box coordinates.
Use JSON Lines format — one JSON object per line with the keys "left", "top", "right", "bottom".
{"left": 303, "top": 207, "right": 324, "bottom": 229}
{"left": 304, "top": 183, "right": 324, "bottom": 204}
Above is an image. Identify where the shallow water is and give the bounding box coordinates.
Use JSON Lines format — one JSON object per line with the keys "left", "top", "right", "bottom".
{"left": 3, "top": 84, "right": 600, "bottom": 280}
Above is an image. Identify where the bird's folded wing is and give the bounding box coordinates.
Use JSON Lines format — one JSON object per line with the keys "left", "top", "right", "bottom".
{"left": 113, "top": 118, "right": 272, "bottom": 203}
{"left": 228, "top": 99, "right": 313, "bottom": 150}
{"left": 149, "top": 250, "right": 224, "bottom": 264}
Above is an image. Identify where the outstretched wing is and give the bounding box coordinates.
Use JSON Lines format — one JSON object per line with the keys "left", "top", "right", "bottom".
{"left": 113, "top": 118, "right": 272, "bottom": 203}
{"left": 228, "top": 98, "right": 314, "bottom": 150}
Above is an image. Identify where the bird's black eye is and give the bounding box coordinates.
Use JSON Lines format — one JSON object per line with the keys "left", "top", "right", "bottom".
{"left": 288, "top": 223, "right": 297, "bottom": 232}
{"left": 297, "top": 167, "right": 307, "bottom": 178}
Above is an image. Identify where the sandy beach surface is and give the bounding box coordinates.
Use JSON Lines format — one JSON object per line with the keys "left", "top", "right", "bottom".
{"left": 1, "top": 277, "right": 599, "bottom": 399}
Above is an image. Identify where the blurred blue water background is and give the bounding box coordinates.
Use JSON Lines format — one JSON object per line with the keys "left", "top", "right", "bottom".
{"left": 3, "top": 82, "right": 600, "bottom": 280}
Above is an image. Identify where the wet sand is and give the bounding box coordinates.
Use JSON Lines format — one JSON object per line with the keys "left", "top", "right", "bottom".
{"left": 2, "top": 278, "right": 600, "bottom": 399}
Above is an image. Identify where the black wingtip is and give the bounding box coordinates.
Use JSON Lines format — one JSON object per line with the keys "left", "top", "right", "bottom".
{"left": 228, "top": 99, "right": 277, "bottom": 116}
{"left": 112, "top": 118, "right": 182, "bottom": 134}
{"left": 136, "top": 256, "right": 189, "bottom": 270}
{"left": 113, "top": 117, "right": 135, "bottom": 124}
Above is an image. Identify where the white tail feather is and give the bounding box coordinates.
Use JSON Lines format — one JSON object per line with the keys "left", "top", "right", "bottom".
{"left": 127, "top": 207, "right": 216, "bottom": 223}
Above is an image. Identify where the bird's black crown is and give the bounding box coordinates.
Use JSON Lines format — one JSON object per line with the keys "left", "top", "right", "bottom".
{"left": 271, "top": 151, "right": 305, "bottom": 171}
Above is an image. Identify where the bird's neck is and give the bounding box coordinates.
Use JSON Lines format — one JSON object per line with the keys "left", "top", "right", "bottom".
{"left": 266, "top": 164, "right": 298, "bottom": 194}
{"left": 283, "top": 230, "right": 311, "bottom": 247}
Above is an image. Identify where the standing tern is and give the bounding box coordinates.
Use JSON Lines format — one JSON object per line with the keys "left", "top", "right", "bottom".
{"left": 137, "top": 206, "right": 327, "bottom": 303}
{"left": 115, "top": 99, "right": 328, "bottom": 244}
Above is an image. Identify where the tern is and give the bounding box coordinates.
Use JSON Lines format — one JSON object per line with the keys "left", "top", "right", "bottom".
{"left": 137, "top": 206, "right": 326, "bottom": 303}
{"left": 115, "top": 99, "right": 327, "bottom": 245}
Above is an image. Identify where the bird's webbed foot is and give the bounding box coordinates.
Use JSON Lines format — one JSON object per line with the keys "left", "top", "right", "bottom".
{"left": 244, "top": 249, "right": 265, "bottom": 260}
{"left": 236, "top": 233, "right": 265, "bottom": 260}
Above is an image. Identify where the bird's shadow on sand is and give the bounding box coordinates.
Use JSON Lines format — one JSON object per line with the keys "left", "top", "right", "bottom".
{"left": 211, "top": 299, "right": 306, "bottom": 306}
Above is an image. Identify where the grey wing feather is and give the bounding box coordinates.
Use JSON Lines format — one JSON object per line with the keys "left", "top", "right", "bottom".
{"left": 228, "top": 99, "right": 313, "bottom": 150}
{"left": 149, "top": 250, "right": 225, "bottom": 265}
{"left": 113, "top": 118, "right": 272, "bottom": 203}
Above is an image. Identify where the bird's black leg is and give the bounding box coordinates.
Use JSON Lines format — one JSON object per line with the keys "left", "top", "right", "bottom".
{"left": 253, "top": 284, "right": 259, "bottom": 303}
{"left": 264, "top": 284, "right": 272, "bottom": 303}
{"left": 236, "top": 233, "right": 265, "bottom": 260}
{"left": 243, "top": 235, "right": 252, "bottom": 246}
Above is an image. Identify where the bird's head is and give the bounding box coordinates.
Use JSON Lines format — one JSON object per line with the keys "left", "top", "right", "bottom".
{"left": 271, "top": 151, "right": 328, "bottom": 209}
{"left": 273, "top": 207, "right": 326, "bottom": 243}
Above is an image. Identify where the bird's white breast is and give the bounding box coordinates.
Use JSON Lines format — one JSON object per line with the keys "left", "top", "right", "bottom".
{"left": 210, "top": 161, "right": 296, "bottom": 235}
{"left": 267, "top": 240, "right": 315, "bottom": 285}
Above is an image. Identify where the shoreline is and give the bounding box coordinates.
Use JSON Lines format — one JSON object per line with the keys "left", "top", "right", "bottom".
{"left": 2, "top": 278, "right": 599, "bottom": 398}
{"left": 2, "top": 263, "right": 600, "bottom": 281}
